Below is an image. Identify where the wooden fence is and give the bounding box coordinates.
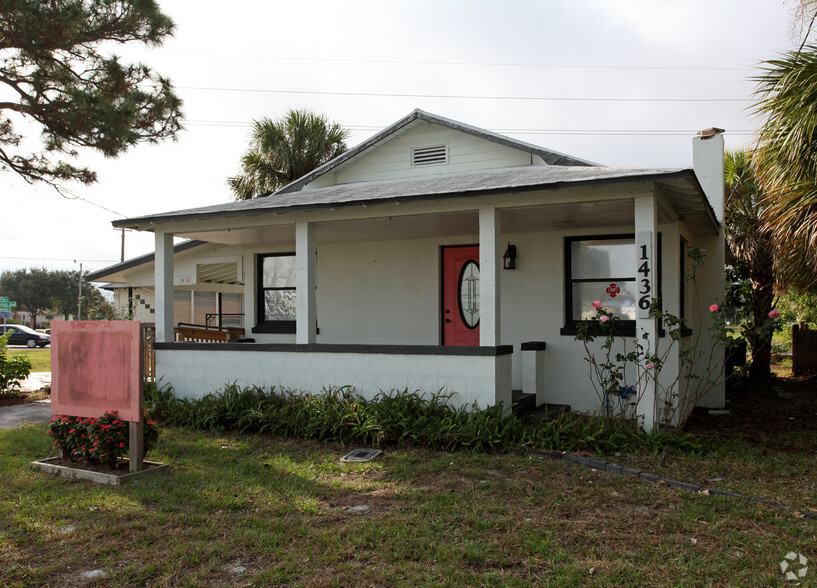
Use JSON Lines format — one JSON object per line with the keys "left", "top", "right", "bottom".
{"left": 792, "top": 323, "right": 817, "bottom": 376}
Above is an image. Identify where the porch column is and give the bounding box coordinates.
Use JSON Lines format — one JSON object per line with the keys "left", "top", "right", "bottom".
{"left": 154, "top": 231, "right": 175, "bottom": 343}
{"left": 634, "top": 193, "right": 658, "bottom": 432}
{"left": 295, "top": 220, "right": 317, "bottom": 344}
{"left": 479, "top": 205, "right": 500, "bottom": 346}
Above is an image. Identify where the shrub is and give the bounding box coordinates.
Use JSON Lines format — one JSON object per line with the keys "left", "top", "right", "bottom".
{"left": 48, "top": 411, "right": 160, "bottom": 468}
{"left": 144, "top": 382, "right": 706, "bottom": 456}
{"left": 0, "top": 331, "right": 31, "bottom": 394}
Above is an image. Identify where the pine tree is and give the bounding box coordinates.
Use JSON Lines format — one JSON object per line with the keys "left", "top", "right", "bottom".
{"left": 0, "top": 0, "right": 183, "bottom": 191}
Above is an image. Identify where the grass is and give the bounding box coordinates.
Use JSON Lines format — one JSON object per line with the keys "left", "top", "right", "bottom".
{"left": 1, "top": 424, "right": 814, "bottom": 586}
{"left": 7, "top": 348, "right": 50, "bottom": 372}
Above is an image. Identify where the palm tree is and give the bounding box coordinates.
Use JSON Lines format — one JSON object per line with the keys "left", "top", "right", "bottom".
{"left": 724, "top": 149, "right": 777, "bottom": 386}
{"left": 753, "top": 47, "right": 817, "bottom": 291}
{"left": 228, "top": 109, "right": 349, "bottom": 200}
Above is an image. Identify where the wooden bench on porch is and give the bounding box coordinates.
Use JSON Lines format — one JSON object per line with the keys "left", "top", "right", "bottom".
{"left": 175, "top": 323, "right": 246, "bottom": 343}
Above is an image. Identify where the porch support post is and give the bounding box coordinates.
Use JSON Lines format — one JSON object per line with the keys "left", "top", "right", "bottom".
{"left": 634, "top": 193, "right": 657, "bottom": 432}
{"left": 154, "top": 231, "right": 175, "bottom": 343}
{"left": 295, "top": 220, "right": 317, "bottom": 344}
{"left": 479, "top": 205, "right": 500, "bottom": 346}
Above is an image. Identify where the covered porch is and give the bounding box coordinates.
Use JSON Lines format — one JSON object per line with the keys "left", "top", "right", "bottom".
{"left": 125, "top": 166, "right": 719, "bottom": 423}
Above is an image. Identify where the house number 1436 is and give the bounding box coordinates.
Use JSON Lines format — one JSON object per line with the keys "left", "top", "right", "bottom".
{"left": 636, "top": 232, "right": 653, "bottom": 318}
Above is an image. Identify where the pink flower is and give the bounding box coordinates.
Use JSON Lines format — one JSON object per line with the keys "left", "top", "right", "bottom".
{"left": 646, "top": 363, "right": 655, "bottom": 369}
{"left": 591, "top": 301, "right": 602, "bottom": 310}
{"left": 68, "top": 428, "right": 75, "bottom": 434}
{"left": 118, "top": 442, "right": 125, "bottom": 448}
{"left": 768, "top": 309, "right": 781, "bottom": 319}
{"left": 709, "top": 304, "right": 719, "bottom": 312}
{"left": 599, "top": 315, "right": 610, "bottom": 323}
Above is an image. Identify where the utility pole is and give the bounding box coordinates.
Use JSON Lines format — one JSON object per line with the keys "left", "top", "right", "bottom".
{"left": 119, "top": 227, "right": 131, "bottom": 262}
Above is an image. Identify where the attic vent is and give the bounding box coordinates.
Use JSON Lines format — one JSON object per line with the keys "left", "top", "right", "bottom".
{"left": 412, "top": 144, "right": 448, "bottom": 166}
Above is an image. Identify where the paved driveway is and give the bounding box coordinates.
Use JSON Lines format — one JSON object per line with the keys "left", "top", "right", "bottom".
{"left": 0, "top": 400, "right": 51, "bottom": 429}
{"left": 0, "top": 372, "right": 52, "bottom": 430}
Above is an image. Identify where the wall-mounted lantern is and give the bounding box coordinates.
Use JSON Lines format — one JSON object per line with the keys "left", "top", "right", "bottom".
{"left": 503, "top": 242, "right": 517, "bottom": 270}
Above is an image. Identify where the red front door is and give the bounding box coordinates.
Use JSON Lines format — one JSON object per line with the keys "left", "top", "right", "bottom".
{"left": 442, "top": 245, "right": 480, "bottom": 346}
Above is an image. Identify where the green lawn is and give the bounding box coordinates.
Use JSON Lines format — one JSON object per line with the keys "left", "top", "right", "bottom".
{"left": 1, "top": 425, "right": 814, "bottom": 586}
{"left": 7, "top": 348, "right": 50, "bottom": 372}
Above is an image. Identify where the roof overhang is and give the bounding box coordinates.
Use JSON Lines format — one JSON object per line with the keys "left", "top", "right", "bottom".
{"left": 113, "top": 166, "right": 718, "bottom": 241}
{"left": 85, "top": 239, "right": 206, "bottom": 283}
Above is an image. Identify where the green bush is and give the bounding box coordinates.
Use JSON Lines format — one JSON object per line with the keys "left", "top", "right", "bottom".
{"left": 144, "top": 382, "right": 705, "bottom": 456}
{"left": 48, "top": 410, "right": 160, "bottom": 468}
{"left": 0, "top": 331, "right": 31, "bottom": 394}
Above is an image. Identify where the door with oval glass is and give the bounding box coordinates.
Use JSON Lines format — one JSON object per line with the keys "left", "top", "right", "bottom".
{"left": 442, "top": 245, "right": 480, "bottom": 346}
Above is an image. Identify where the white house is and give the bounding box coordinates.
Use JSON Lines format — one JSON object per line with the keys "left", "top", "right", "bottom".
{"left": 87, "top": 239, "right": 245, "bottom": 329}
{"left": 107, "top": 110, "right": 726, "bottom": 431}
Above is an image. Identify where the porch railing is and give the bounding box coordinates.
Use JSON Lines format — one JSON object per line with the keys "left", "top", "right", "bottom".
{"left": 205, "top": 313, "right": 244, "bottom": 329}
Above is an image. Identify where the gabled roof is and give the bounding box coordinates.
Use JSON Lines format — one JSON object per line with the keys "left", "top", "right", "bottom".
{"left": 86, "top": 239, "right": 206, "bottom": 282}
{"left": 109, "top": 110, "right": 718, "bottom": 234}
{"left": 275, "top": 109, "right": 597, "bottom": 195}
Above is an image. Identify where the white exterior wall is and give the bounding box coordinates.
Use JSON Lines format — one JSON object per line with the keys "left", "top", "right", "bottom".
{"left": 157, "top": 347, "right": 512, "bottom": 410}
{"left": 111, "top": 287, "right": 155, "bottom": 322}
{"left": 309, "top": 126, "right": 534, "bottom": 187}
{"left": 235, "top": 218, "right": 690, "bottom": 416}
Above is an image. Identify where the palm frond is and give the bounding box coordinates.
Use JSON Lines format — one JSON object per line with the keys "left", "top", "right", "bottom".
{"left": 226, "top": 109, "right": 349, "bottom": 200}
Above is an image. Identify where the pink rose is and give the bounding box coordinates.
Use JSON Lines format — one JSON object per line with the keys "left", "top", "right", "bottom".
{"left": 768, "top": 309, "right": 781, "bottom": 319}
{"left": 646, "top": 363, "right": 654, "bottom": 369}
{"left": 599, "top": 315, "right": 610, "bottom": 323}
{"left": 709, "top": 304, "right": 719, "bottom": 312}
{"left": 591, "top": 301, "right": 602, "bottom": 310}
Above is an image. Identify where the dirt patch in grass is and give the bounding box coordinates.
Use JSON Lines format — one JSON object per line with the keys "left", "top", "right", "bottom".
{"left": 685, "top": 374, "right": 817, "bottom": 441}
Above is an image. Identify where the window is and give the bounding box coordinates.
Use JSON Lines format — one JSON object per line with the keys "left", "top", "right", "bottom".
{"left": 220, "top": 293, "right": 243, "bottom": 327}
{"left": 254, "top": 253, "right": 296, "bottom": 333}
{"left": 563, "top": 234, "right": 662, "bottom": 334}
{"left": 566, "top": 235, "right": 637, "bottom": 325}
{"left": 173, "top": 290, "right": 192, "bottom": 323}
{"left": 193, "top": 291, "right": 217, "bottom": 325}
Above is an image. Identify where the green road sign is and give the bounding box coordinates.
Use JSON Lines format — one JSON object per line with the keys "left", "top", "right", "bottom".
{"left": 0, "top": 296, "right": 7, "bottom": 301}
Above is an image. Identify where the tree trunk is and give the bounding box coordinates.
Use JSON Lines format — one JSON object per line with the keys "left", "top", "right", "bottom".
{"left": 748, "top": 242, "right": 775, "bottom": 388}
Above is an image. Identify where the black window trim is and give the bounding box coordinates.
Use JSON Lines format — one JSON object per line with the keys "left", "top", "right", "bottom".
{"left": 253, "top": 252, "right": 296, "bottom": 335}
{"left": 560, "top": 233, "right": 663, "bottom": 337}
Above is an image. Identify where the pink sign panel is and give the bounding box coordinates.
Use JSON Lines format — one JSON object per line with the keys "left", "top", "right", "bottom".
{"left": 51, "top": 321, "right": 142, "bottom": 422}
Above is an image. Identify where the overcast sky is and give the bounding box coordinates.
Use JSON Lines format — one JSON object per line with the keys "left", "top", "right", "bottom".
{"left": 0, "top": 0, "right": 803, "bottom": 276}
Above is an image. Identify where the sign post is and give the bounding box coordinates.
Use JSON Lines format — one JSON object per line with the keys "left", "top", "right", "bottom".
{"left": 0, "top": 297, "right": 17, "bottom": 325}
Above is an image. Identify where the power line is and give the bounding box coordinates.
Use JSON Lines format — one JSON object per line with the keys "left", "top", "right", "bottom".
{"left": 59, "top": 192, "right": 126, "bottom": 218}
{"left": 184, "top": 119, "right": 756, "bottom": 136}
{"left": 180, "top": 85, "right": 750, "bottom": 102}
{"left": 0, "top": 256, "right": 118, "bottom": 262}
{"left": 164, "top": 52, "right": 751, "bottom": 72}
